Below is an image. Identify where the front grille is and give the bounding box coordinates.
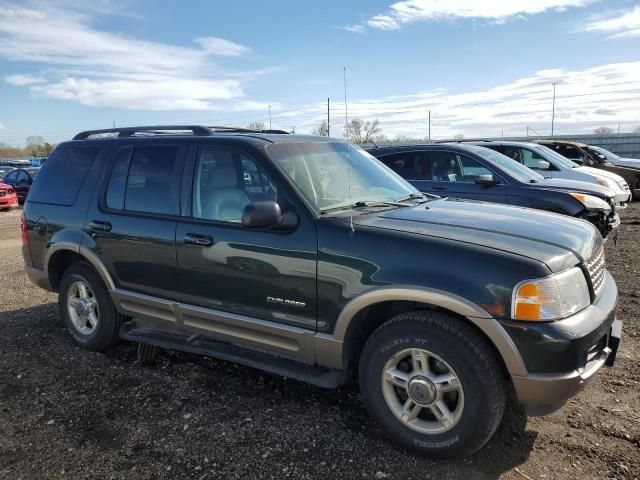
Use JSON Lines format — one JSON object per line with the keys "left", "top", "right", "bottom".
{"left": 586, "top": 246, "right": 606, "bottom": 296}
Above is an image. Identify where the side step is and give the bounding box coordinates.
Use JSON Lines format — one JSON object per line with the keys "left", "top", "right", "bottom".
{"left": 119, "top": 322, "right": 349, "bottom": 389}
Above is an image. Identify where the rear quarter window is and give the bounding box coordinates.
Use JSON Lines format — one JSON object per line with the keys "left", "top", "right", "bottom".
{"left": 27, "top": 147, "right": 99, "bottom": 206}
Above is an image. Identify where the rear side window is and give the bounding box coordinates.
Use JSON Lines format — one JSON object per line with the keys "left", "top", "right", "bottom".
{"left": 124, "top": 146, "right": 180, "bottom": 215}
{"left": 27, "top": 147, "right": 98, "bottom": 206}
{"left": 378, "top": 152, "right": 427, "bottom": 180}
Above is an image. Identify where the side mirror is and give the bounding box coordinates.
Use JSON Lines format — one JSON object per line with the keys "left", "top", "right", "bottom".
{"left": 241, "top": 201, "right": 298, "bottom": 230}
{"left": 537, "top": 160, "right": 551, "bottom": 170}
{"left": 474, "top": 174, "right": 500, "bottom": 186}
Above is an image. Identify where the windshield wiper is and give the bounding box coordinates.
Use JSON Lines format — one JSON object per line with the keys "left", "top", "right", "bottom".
{"left": 321, "top": 200, "right": 411, "bottom": 214}
{"left": 394, "top": 192, "right": 439, "bottom": 203}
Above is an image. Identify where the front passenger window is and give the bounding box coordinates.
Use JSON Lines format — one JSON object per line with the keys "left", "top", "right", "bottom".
{"left": 193, "top": 148, "right": 277, "bottom": 223}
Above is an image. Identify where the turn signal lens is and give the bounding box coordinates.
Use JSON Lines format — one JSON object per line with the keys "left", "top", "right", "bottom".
{"left": 512, "top": 267, "right": 590, "bottom": 321}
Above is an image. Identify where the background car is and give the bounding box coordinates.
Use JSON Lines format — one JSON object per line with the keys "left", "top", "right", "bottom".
{"left": 368, "top": 143, "right": 619, "bottom": 238}
{"left": 587, "top": 145, "right": 640, "bottom": 170}
{"left": 0, "top": 183, "right": 18, "bottom": 210}
{"left": 465, "top": 141, "right": 631, "bottom": 207}
{"left": 536, "top": 140, "right": 640, "bottom": 199}
{"left": 2, "top": 167, "right": 39, "bottom": 203}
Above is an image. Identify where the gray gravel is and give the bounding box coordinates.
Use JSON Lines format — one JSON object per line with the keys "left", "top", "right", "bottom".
{"left": 0, "top": 206, "right": 638, "bottom": 479}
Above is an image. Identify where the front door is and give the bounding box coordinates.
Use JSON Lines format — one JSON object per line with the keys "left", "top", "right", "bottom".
{"left": 424, "top": 150, "right": 508, "bottom": 202}
{"left": 176, "top": 145, "right": 317, "bottom": 332}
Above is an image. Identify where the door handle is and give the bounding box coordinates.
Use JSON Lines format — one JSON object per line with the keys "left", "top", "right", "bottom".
{"left": 432, "top": 186, "right": 448, "bottom": 191}
{"left": 184, "top": 233, "right": 214, "bottom": 247}
{"left": 89, "top": 220, "right": 112, "bottom": 232}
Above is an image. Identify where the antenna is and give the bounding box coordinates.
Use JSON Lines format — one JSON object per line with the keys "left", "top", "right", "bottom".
{"left": 347, "top": 162, "right": 354, "bottom": 233}
{"left": 344, "top": 67, "right": 348, "bottom": 133}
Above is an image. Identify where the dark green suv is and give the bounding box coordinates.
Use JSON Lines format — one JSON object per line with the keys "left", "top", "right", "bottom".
{"left": 22, "top": 126, "right": 621, "bottom": 458}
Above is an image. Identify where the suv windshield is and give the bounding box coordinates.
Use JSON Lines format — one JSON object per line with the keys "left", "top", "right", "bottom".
{"left": 265, "top": 141, "right": 417, "bottom": 212}
{"left": 531, "top": 144, "right": 580, "bottom": 169}
{"left": 589, "top": 145, "right": 620, "bottom": 160}
{"left": 465, "top": 145, "right": 544, "bottom": 183}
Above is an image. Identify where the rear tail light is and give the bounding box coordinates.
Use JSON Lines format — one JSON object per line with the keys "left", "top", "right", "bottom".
{"left": 20, "top": 212, "right": 29, "bottom": 247}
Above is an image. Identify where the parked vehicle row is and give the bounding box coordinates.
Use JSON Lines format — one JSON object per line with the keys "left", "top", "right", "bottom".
{"left": 368, "top": 143, "right": 620, "bottom": 239}
{"left": 22, "top": 125, "right": 621, "bottom": 459}
{"left": 464, "top": 141, "right": 631, "bottom": 207}
{"left": 535, "top": 140, "right": 640, "bottom": 199}
{"left": 0, "top": 166, "right": 39, "bottom": 204}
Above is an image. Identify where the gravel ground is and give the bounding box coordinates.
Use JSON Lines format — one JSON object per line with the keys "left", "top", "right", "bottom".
{"left": 0, "top": 205, "right": 638, "bottom": 480}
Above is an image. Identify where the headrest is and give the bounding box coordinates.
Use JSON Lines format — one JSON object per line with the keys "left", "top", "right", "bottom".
{"left": 209, "top": 167, "right": 238, "bottom": 189}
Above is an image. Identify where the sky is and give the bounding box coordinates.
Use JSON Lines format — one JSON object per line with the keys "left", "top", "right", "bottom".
{"left": 0, "top": 0, "right": 639, "bottom": 145}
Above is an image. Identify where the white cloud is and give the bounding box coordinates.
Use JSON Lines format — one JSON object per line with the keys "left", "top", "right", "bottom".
{"left": 581, "top": 6, "right": 640, "bottom": 38}
{"left": 347, "top": 0, "right": 591, "bottom": 32}
{"left": 339, "top": 24, "right": 365, "bottom": 34}
{"left": 195, "top": 36, "right": 251, "bottom": 56}
{"left": 5, "top": 74, "right": 46, "bottom": 85}
{"left": 0, "top": 2, "right": 266, "bottom": 110}
{"left": 0, "top": 122, "right": 5, "bottom": 130}
{"left": 286, "top": 61, "right": 640, "bottom": 138}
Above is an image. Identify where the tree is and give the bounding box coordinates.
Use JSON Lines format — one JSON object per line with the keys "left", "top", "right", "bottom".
{"left": 593, "top": 126, "right": 614, "bottom": 135}
{"left": 344, "top": 118, "right": 381, "bottom": 144}
{"left": 311, "top": 120, "right": 329, "bottom": 136}
{"left": 247, "top": 122, "right": 265, "bottom": 131}
{"left": 452, "top": 134, "right": 464, "bottom": 140}
{"left": 24, "top": 135, "right": 53, "bottom": 156}
{"left": 633, "top": 126, "right": 640, "bottom": 134}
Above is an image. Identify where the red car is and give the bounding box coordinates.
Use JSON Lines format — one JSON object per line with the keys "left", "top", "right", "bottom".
{"left": 0, "top": 183, "right": 18, "bottom": 210}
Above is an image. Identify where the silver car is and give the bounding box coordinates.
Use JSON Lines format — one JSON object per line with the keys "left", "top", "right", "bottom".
{"left": 471, "top": 141, "right": 631, "bottom": 207}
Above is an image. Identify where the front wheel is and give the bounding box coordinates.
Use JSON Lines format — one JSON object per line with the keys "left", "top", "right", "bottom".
{"left": 359, "top": 311, "right": 506, "bottom": 458}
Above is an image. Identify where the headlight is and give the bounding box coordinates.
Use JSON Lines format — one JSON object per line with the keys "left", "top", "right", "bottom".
{"left": 569, "top": 193, "right": 611, "bottom": 211}
{"left": 512, "top": 267, "right": 590, "bottom": 321}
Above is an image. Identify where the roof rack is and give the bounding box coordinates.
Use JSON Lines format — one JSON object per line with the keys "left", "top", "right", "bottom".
{"left": 73, "top": 125, "right": 214, "bottom": 140}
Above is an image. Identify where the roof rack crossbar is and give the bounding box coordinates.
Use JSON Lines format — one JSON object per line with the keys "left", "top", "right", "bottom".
{"left": 73, "top": 125, "right": 214, "bottom": 140}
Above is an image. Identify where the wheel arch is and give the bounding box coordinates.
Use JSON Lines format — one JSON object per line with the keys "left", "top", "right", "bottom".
{"left": 315, "top": 286, "right": 527, "bottom": 377}
{"left": 45, "top": 242, "right": 115, "bottom": 292}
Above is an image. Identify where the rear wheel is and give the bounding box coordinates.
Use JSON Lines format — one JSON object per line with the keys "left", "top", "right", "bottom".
{"left": 59, "top": 262, "right": 121, "bottom": 351}
{"left": 359, "top": 311, "right": 506, "bottom": 458}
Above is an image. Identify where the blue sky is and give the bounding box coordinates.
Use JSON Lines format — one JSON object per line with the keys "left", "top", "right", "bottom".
{"left": 1, "top": 0, "right": 639, "bottom": 145}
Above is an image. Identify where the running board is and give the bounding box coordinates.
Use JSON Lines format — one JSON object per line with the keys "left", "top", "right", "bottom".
{"left": 119, "top": 322, "right": 349, "bottom": 389}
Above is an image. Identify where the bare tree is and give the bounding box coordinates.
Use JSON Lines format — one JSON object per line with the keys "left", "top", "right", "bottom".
{"left": 344, "top": 118, "right": 381, "bottom": 144}
{"left": 593, "top": 126, "right": 614, "bottom": 135}
{"left": 25, "top": 135, "right": 45, "bottom": 148}
{"left": 247, "top": 122, "right": 265, "bottom": 132}
{"left": 311, "top": 120, "right": 329, "bottom": 136}
{"left": 24, "top": 135, "right": 53, "bottom": 156}
{"left": 633, "top": 126, "right": 640, "bottom": 134}
{"left": 452, "top": 134, "right": 465, "bottom": 140}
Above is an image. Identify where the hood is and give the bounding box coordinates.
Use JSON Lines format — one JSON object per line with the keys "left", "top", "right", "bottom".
{"left": 353, "top": 198, "right": 601, "bottom": 272}
{"left": 535, "top": 177, "right": 616, "bottom": 198}
{"left": 609, "top": 157, "right": 640, "bottom": 170}
{"left": 576, "top": 166, "right": 627, "bottom": 186}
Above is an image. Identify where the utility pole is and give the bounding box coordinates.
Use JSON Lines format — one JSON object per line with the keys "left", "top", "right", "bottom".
{"left": 268, "top": 105, "right": 272, "bottom": 130}
{"left": 428, "top": 110, "right": 431, "bottom": 141}
{"left": 327, "top": 98, "right": 330, "bottom": 136}
{"left": 112, "top": 120, "right": 116, "bottom": 128}
{"left": 343, "top": 67, "right": 348, "bottom": 132}
{"left": 618, "top": 122, "right": 621, "bottom": 135}
{"left": 551, "top": 82, "right": 558, "bottom": 137}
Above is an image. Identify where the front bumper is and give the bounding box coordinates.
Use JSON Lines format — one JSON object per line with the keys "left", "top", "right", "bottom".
{"left": 504, "top": 272, "right": 620, "bottom": 415}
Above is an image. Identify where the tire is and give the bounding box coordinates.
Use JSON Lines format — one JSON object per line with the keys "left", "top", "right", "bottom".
{"left": 359, "top": 310, "right": 506, "bottom": 458}
{"left": 58, "top": 262, "right": 121, "bottom": 351}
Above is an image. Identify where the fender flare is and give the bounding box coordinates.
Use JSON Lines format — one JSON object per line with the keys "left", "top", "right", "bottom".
{"left": 44, "top": 239, "right": 115, "bottom": 291}
{"left": 314, "top": 286, "right": 528, "bottom": 376}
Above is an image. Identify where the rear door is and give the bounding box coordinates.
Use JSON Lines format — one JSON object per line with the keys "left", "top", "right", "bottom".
{"left": 425, "top": 150, "right": 508, "bottom": 202}
{"left": 85, "top": 143, "right": 185, "bottom": 300}
{"left": 376, "top": 151, "right": 427, "bottom": 191}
